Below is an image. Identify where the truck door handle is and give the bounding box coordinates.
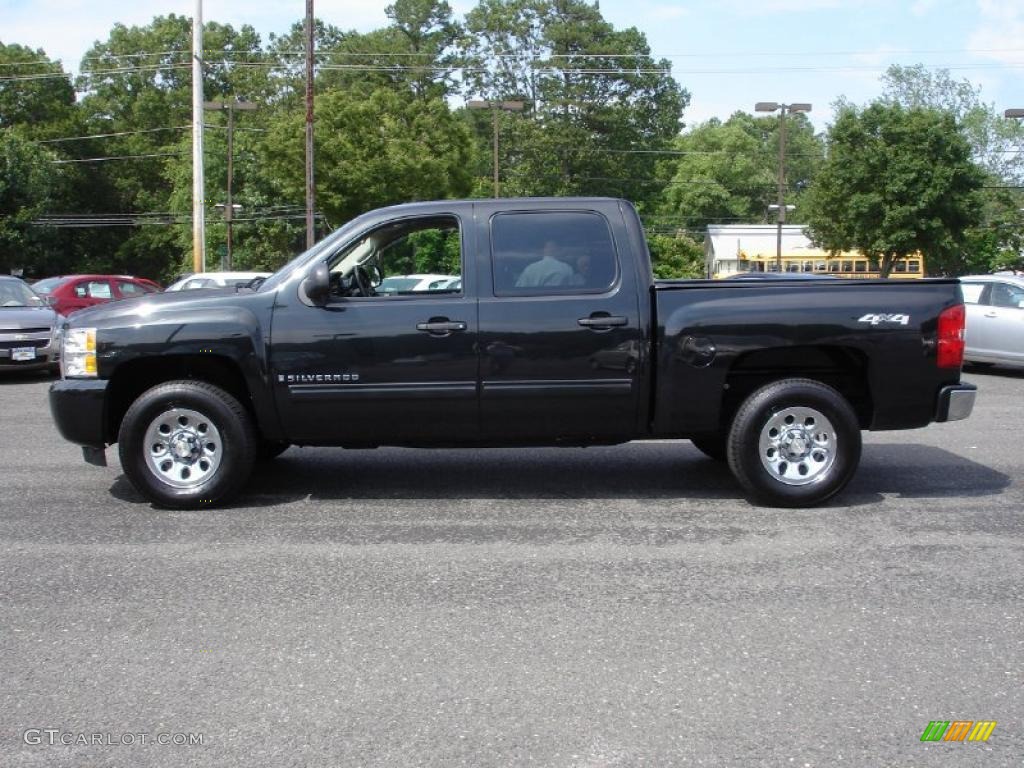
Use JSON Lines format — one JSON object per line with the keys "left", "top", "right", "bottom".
{"left": 416, "top": 319, "right": 467, "bottom": 334}
{"left": 578, "top": 314, "right": 628, "bottom": 330}
{"left": 983, "top": 311, "right": 998, "bottom": 318}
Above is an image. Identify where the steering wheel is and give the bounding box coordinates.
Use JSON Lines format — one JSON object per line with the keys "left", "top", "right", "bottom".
{"left": 353, "top": 265, "right": 375, "bottom": 297}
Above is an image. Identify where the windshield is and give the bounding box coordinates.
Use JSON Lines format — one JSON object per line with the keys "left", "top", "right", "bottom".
{"left": 0, "top": 280, "right": 46, "bottom": 308}
{"left": 31, "top": 277, "right": 67, "bottom": 294}
{"left": 256, "top": 215, "right": 368, "bottom": 293}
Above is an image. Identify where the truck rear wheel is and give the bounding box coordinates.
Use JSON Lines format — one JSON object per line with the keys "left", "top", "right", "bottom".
{"left": 726, "top": 378, "right": 861, "bottom": 507}
{"left": 118, "top": 380, "right": 257, "bottom": 509}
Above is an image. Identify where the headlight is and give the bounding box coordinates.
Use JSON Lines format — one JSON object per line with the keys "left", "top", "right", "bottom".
{"left": 62, "top": 328, "right": 97, "bottom": 378}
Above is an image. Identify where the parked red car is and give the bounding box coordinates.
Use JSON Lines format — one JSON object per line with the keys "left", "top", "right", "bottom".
{"left": 32, "top": 275, "right": 160, "bottom": 316}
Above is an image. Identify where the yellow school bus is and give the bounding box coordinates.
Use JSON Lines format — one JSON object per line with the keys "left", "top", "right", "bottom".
{"left": 714, "top": 253, "right": 924, "bottom": 279}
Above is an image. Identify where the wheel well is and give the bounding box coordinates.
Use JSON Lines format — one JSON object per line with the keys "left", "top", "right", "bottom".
{"left": 105, "top": 355, "right": 252, "bottom": 443}
{"left": 719, "top": 346, "right": 872, "bottom": 433}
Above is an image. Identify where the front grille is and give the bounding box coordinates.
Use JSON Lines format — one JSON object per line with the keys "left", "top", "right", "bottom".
{"left": 0, "top": 327, "right": 50, "bottom": 335}
{"left": 0, "top": 338, "right": 49, "bottom": 350}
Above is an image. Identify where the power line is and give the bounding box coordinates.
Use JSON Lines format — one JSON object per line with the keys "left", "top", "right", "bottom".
{"left": 6, "top": 45, "right": 1024, "bottom": 68}
{"left": 38, "top": 126, "right": 191, "bottom": 143}
{"left": 51, "top": 151, "right": 187, "bottom": 164}
{"left": 36, "top": 124, "right": 264, "bottom": 146}
{"left": 10, "top": 54, "right": 1024, "bottom": 85}
{"left": 32, "top": 208, "right": 320, "bottom": 227}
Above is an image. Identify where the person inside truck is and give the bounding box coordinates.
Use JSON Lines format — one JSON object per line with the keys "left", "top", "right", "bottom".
{"left": 570, "top": 252, "right": 592, "bottom": 287}
{"left": 515, "top": 240, "right": 574, "bottom": 288}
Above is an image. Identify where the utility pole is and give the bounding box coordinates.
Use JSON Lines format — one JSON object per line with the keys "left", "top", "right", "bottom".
{"left": 755, "top": 102, "right": 811, "bottom": 272}
{"left": 204, "top": 99, "right": 257, "bottom": 269}
{"left": 305, "top": 0, "right": 315, "bottom": 248}
{"left": 467, "top": 100, "right": 526, "bottom": 198}
{"left": 191, "top": 0, "right": 206, "bottom": 272}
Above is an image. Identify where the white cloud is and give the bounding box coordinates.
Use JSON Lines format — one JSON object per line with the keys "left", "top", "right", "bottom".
{"left": 969, "top": 0, "right": 1024, "bottom": 66}
{"left": 715, "top": 0, "right": 846, "bottom": 13}
{"left": 2, "top": 0, "right": 390, "bottom": 73}
{"left": 910, "top": 0, "right": 937, "bottom": 16}
{"left": 647, "top": 4, "right": 690, "bottom": 21}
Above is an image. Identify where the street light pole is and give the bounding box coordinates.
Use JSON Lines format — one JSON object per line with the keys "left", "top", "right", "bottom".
{"left": 191, "top": 0, "right": 205, "bottom": 273}
{"left": 468, "top": 100, "right": 526, "bottom": 198}
{"left": 204, "top": 99, "right": 257, "bottom": 270}
{"left": 305, "top": 0, "right": 316, "bottom": 249}
{"left": 755, "top": 101, "right": 811, "bottom": 272}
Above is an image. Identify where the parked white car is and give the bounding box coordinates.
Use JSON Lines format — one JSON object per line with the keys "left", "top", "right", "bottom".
{"left": 959, "top": 274, "right": 1024, "bottom": 367}
{"left": 165, "top": 271, "right": 271, "bottom": 291}
{"left": 375, "top": 274, "right": 460, "bottom": 294}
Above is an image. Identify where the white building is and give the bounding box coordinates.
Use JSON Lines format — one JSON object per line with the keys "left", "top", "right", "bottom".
{"left": 704, "top": 224, "right": 816, "bottom": 278}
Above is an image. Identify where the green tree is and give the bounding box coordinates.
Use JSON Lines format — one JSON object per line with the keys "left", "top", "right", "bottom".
{"left": 646, "top": 232, "right": 704, "bottom": 279}
{"left": 67, "top": 17, "right": 270, "bottom": 278}
{"left": 0, "top": 42, "right": 76, "bottom": 132}
{"left": 881, "top": 64, "right": 1024, "bottom": 182}
{"left": 658, "top": 111, "right": 823, "bottom": 233}
{"left": 258, "top": 88, "right": 474, "bottom": 227}
{"left": 459, "top": 0, "right": 687, "bottom": 207}
{"left": 880, "top": 64, "right": 1024, "bottom": 272}
{"left": 804, "top": 102, "right": 985, "bottom": 276}
{"left": 0, "top": 131, "right": 65, "bottom": 274}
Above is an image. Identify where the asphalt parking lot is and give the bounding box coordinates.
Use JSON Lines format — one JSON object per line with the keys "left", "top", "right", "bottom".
{"left": 1, "top": 367, "right": 1022, "bottom": 767}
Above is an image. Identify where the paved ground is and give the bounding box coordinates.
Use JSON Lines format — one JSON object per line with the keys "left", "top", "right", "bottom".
{"left": 1, "top": 367, "right": 1021, "bottom": 767}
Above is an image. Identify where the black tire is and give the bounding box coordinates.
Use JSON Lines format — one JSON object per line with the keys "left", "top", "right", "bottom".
{"left": 690, "top": 433, "right": 727, "bottom": 461}
{"left": 256, "top": 440, "right": 290, "bottom": 461}
{"left": 726, "top": 378, "right": 861, "bottom": 508}
{"left": 118, "top": 380, "right": 257, "bottom": 509}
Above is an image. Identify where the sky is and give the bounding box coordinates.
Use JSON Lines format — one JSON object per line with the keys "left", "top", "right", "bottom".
{"left": 4, "top": 0, "right": 1024, "bottom": 131}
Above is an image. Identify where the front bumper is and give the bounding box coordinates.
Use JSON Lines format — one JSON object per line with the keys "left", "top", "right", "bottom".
{"left": 49, "top": 378, "right": 109, "bottom": 448}
{"left": 935, "top": 383, "right": 977, "bottom": 422}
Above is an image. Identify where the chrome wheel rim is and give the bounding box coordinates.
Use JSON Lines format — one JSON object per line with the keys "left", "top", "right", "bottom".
{"left": 758, "top": 406, "right": 837, "bottom": 486}
{"left": 143, "top": 407, "right": 222, "bottom": 489}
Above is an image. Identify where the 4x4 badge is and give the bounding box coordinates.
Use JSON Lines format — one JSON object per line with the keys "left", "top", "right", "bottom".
{"left": 858, "top": 313, "right": 910, "bottom": 326}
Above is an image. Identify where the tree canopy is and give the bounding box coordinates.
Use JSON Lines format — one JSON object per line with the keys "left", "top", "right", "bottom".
{"left": 657, "top": 111, "right": 823, "bottom": 235}
{"left": 803, "top": 102, "right": 985, "bottom": 276}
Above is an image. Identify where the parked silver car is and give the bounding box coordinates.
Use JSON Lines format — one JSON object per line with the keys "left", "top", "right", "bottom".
{"left": 960, "top": 274, "right": 1024, "bottom": 367}
{"left": 0, "top": 276, "right": 60, "bottom": 373}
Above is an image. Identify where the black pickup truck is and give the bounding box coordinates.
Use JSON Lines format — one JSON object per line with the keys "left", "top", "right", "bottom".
{"left": 49, "top": 197, "right": 976, "bottom": 508}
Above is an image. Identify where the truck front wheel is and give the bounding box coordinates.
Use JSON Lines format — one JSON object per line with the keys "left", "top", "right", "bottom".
{"left": 726, "top": 378, "right": 861, "bottom": 507}
{"left": 118, "top": 380, "right": 257, "bottom": 509}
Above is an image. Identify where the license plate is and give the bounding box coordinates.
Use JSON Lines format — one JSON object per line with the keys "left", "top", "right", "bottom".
{"left": 12, "top": 347, "right": 36, "bottom": 361}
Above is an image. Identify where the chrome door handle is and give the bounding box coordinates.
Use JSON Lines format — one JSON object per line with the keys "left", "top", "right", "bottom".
{"left": 578, "top": 315, "right": 628, "bottom": 329}
{"left": 416, "top": 320, "right": 467, "bottom": 333}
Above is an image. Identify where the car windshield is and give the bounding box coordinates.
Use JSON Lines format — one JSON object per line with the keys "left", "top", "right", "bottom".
{"left": 31, "top": 277, "right": 67, "bottom": 294}
{"left": 0, "top": 280, "right": 46, "bottom": 308}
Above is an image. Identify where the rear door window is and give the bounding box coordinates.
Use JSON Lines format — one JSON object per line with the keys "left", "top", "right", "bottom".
{"left": 990, "top": 282, "right": 1024, "bottom": 308}
{"left": 116, "top": 281, "right": 147, "bottom": 298}
{"left": 75, "top": 280, "right": 113, "bottom": 299}
{"left": 490, "top": 211, "right": 618, "bottom": 296}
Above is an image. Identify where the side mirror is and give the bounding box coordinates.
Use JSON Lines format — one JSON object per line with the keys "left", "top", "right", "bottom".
{"left": 301, "top": 261, "right": 330, "bottom": 306}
